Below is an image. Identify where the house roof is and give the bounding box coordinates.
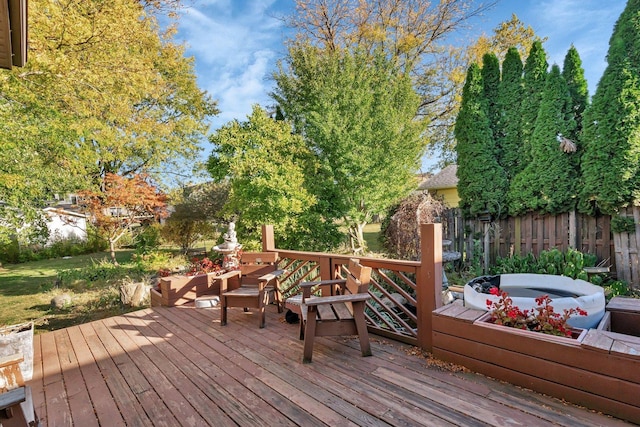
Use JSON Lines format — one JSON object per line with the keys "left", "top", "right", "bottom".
{"left": 418, "top": 164, "right": 458, "bottom": 190}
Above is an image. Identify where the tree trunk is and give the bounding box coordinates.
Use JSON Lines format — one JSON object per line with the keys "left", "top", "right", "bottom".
{"left": 348, "top": 222, "right": 367, "bottom": 253}
{"left": 109, "top": 239, "right": 118, "bottom": 265}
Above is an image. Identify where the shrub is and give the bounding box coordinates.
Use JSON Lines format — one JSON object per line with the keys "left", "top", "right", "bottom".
{"left": 491, "top": 248, "right": 596, "bottom": 280}
{"left": 381, "top": 192, "right": 446, "bottom": 260}
{"left": 56, "top": 259, "right": 148, "bottom": 290}
{"left": 135, "top": 224, "right": 162, "bottom": 253}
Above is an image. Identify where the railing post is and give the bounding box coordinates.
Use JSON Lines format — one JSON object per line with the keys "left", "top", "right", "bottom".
{"left": 262, "top": 224, "right": 275, "bottom": 251}
{"left": 417, "top": 223, "right": 442, "bottom": 351}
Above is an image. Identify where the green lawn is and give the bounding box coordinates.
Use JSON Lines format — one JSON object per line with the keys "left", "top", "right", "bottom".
{"left": 0, "top": 228, "right": 384, "bottom": 333}
{"left": 363, "top": 223, "right": 383, "bottom": 253}
{"left": 0, "top": 250, "right": 136, "bottom": 332}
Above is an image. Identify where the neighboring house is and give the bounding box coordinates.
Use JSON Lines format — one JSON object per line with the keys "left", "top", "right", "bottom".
{"left": 418, "top": 164, "right": 459, "bottom": 208}
{"left": 43, "top": 207, "right": 87, "bottom": 244}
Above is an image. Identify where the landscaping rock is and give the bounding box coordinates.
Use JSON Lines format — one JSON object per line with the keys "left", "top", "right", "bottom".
{"left": 120, "top": 282, "right": 150, "bottom": 307}
{"left": 51, "top": 294, "right": 72, "bottom": 309}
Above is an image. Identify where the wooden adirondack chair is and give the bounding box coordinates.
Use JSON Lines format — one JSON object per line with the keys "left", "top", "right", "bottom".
{"left": 0, "top": 353, "right": 39, "bottom": 426}
{"left": 289, "top": 259, "right": 373, "bottom": 363}
{"left": 220, "top": 252, "right": 285, "bottom": 328}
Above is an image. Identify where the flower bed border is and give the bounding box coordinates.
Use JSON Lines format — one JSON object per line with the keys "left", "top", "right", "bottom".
{"left": 432, "top": 302, "right": 640, "bottom": 424}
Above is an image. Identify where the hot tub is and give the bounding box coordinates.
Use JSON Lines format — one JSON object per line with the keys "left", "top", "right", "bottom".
{"left": 463, "top": 273, "right": 606, "bottom": 329}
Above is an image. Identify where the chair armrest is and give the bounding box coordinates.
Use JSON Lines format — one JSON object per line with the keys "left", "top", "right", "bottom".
{"left": 258, "top": 269, "right": 286, "bottom": 283}
{"left": 299, "top": 279, "right": 346, "bottom": 288}
{"left": 304, "top": 293, "right": 370, "bottom": 306}
{"left": 0, "top": 386, "right": 26, "bottom": 410}
{"left": 217, "top": 270, "right": 241, "bottom": 280}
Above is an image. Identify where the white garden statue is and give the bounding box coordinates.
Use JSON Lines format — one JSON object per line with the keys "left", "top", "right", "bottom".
{"left": 213, "top": 222, "right": 242, "bottom": 269}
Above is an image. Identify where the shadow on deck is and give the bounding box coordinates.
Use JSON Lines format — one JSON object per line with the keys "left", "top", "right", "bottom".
{"left": 29, "top": 304, "right": 630, "bottom": 426}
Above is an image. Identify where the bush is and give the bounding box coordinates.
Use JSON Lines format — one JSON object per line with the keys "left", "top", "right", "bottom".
{"left": 381, "top": 192, "right": 447, "bottom": 260}
{"left": 0, "top": 233, "right": 109, "bottom": 264}
{"left": 135, "top": 224, "right": 162, "bottom": 253}
{"left": 491, "top": 248, "right": 597, "bottom": 281}
{"left": 56, "top": 259, "right": 148, "bottom": 290}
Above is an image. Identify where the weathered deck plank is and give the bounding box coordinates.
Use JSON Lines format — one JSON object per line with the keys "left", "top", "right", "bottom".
{"left": 28, "top": 304, "right": 631, "bottom": 426}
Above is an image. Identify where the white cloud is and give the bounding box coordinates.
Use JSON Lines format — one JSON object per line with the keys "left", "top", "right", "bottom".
{"left": 533, "top": 0, "right": 625, "bottom": 92}
{"left": 177, "top": 0, "right": 285, "bottom": 130}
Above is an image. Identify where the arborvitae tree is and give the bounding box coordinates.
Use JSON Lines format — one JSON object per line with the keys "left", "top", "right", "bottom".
{"left": 482, "top": 52, "right": 502, "bottom": 150}
{"left": 455, "top": 63, "right": 509, "bottom": 218}
{"left": 509, "top": 65, "right": 578, "bottom": 215}
{"left": 562, "top": 45, "right": 589, "bottom": 138}
{"left": 520, "top": 40, "right": 548, "bottom": 163}
{"left": 579, "top": 0, "right": 640, "bottom": 215}
{"left": 497, "top": 47, "right": 524, "bottom": 179}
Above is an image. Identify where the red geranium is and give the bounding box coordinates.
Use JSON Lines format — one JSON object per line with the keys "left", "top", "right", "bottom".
{"left": 486, "top": 288, "right": 586, "bottom": 337}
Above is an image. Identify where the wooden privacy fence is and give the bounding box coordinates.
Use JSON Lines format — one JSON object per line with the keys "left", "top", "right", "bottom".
{"left": 614, "top": 206, "right": 640, "bottom": 286}
{"left": 441, "top": 209, "right": 617, "bottom": 275}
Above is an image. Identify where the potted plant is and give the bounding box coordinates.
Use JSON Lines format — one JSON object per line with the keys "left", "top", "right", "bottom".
{"left": 484, "top": 287, "right": 587, "bottom": 338}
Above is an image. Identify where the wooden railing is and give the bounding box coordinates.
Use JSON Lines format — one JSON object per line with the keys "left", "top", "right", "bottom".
{"left": 261, "top": 223, "right": 443, "bottom": 351}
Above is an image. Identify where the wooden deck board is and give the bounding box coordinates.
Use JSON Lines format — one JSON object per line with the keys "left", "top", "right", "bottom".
{"left": 28, "top": 304, "right": 631, "bottom": 426}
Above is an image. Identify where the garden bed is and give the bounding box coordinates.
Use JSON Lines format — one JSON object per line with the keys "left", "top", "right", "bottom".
{"left": 432, "top": 301, "right": 640, "bottom": 424}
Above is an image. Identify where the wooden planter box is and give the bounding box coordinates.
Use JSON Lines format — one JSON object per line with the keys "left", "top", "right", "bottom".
{"left": 150, "top": 271, "right": 240, "bottom": 307}
{"left": 432, "top": 302, "right": 640, "bottom": 424}
{"left": 599, "top": 296, "right": 640, "bottom": 337}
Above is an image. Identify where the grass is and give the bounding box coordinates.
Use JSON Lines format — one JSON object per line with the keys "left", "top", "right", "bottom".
{"left": 0, "top": 250, "right": 139, "bottom": 333}
{"left": 363, "top": 223, "right": 383, "bottom": 253}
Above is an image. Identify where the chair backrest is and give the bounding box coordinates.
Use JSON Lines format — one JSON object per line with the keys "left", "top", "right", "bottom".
{"left": 345, "top": 258, "right": 372, "bottom": 295}
{"left": 239, "top": 252, "right": 279, "bottom": 285}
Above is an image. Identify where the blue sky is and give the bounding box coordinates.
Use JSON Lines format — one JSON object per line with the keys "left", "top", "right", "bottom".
{"left": 174, "top": 0, "right": 627, "bottom": 171}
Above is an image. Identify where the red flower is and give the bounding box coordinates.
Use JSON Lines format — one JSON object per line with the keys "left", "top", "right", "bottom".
{"left": 489, "top": 287, "right": 500, "bottom": 296}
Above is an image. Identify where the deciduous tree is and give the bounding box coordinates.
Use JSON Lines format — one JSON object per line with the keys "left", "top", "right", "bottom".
{"left": 78, "top": 174, "right": 168, "bottom": 264}
{"left": 285, "top": 0, "right": 499, "bottom": 167}
{"left": 161, "top": 182, "right": 229, "bottom": 254}
{"left": 208, "top": 105, "right": 335, "bottom": 251}
{"left": 0, "top": 0, "right": 216, "bottom": 239}
{"left": 273, "top": 46, "right": 426, "bottom": 251}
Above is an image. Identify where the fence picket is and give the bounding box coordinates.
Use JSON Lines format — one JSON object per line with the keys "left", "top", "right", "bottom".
{"left": 441, "top": 209, "right": 618, "bottom": 280}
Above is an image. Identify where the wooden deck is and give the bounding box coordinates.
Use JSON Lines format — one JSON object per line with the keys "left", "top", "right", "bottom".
{"left": 29, "top": 305, "right": 631, "bottom": 426}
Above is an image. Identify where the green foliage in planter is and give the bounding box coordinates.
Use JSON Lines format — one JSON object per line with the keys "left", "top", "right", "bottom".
{"left": 579, "top": 0, "right": 640, "bottom": 215}
{"left": 491, "top": 248, "right": 596, "bottom": 281}
{"left": 611, "top": 215, "right": 636, "bottom": 234}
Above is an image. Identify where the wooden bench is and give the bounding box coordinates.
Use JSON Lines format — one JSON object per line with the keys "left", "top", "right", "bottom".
{"left": 289, "top": 259, "right": 372, "bottom": 363}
